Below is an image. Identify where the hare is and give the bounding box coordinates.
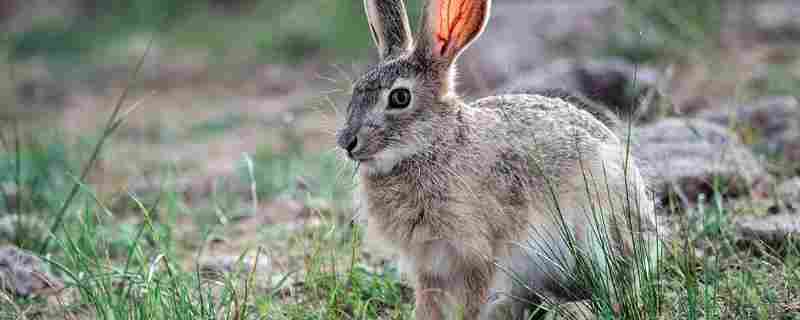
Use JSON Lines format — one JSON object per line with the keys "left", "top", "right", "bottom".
{"left": 336, "top": 0, "right": 658, "bottom": 319}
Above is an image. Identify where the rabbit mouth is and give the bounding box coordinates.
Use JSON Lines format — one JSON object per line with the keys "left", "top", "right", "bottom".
{"left": 347, "top": 147, "right": 378, "bottom": 163}
{"left": 347, "top": 141, "right": 386, "bottom": 163}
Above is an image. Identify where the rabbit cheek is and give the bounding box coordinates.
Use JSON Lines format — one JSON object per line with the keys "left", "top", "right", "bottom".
{"left": 364, "top": 144, "right": 421, "bottom": 174}
{"left": 360, "top": 119, "right": 422, "bottom": 174}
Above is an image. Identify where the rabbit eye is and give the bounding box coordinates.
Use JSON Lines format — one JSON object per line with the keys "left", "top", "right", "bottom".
{"left": 387, "top": 88, "right": 411, "bottom": 110}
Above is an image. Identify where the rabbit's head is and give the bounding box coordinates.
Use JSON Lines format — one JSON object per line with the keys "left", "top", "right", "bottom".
{"left": 337, "top": 0, "right": 491, "bottom": 174}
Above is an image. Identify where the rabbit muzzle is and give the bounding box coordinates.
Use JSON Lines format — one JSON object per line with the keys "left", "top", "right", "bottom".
{"left": 336, "top": 126, "right": 364, "bottom": 160}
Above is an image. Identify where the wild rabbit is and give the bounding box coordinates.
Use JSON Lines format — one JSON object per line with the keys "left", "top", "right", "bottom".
{"left": 336, "top": 0, "right": 658, "bottom": 319}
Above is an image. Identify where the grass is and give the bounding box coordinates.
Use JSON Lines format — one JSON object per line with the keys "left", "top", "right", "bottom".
{"left": 0, "top": 139, "right": 412, "bottom": 319}
{"left": 0, "top": 80, "right": 405, "bottom": 319}
{"left": 3, "top": 196, "right": 411, "bottom": 320}
{"left": 0, "top": 46, "right": 412, "bottom": 318}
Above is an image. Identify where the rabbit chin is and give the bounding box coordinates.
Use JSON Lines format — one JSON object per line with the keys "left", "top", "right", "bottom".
{"left": 361, "top": 145, "right": 420, "bottom": 175}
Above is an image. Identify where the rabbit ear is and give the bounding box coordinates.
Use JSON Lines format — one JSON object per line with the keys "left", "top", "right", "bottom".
{"left": 415, "top": 0, "right": 491, "bottom": 65}
{"left": 364, "top": 0, "right": 414, "bottom": 59}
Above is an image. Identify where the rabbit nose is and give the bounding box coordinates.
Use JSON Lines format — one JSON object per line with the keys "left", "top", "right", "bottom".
{"left": 345, "top": 136, "right": 359, "bottom": 154}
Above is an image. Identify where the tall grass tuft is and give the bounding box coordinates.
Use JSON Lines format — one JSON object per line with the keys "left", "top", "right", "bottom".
{"left": 496, "top": 146, "right": 663, "bottom": 320}
{"left": 35, "top": 38, "right": 154, "bottom": 255}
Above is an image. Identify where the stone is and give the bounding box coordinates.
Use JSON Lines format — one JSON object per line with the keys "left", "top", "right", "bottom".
{"left": 502, "top": 58, "right": 662, "bottom": 122}
{"left": 458, "top": 0, "right": 618, "bottom": 95}
{"left": 751, "top": 0, "right": 800, "bottom": 41}
{"left": 775, "top": 177, "right": 800, "bottom": 214}
{"left": 699, "top": 96, "right": 800, "bottom": 161}
{"left": 635, "top": 118, "right": 770, "bottom": 204}
{"left": 0, "top": 245, "right": 64, "bottom": 297}
{"left": 778, "top": 178, "right": 800, "bottom": 204}
{"left": 735, "top": 213, "right": 800, "bottom": 244}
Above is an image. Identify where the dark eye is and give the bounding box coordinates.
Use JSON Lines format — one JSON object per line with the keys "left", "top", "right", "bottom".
{"left": 388, "top": 88, "right": 411, "bottom": 110}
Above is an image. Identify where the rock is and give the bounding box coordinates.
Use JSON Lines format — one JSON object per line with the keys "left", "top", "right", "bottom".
{"left": 15, "top": 78, "right": 66, "bottom": 109}
{"left": 699, "top": 96, "right": 800, "bottom": 161}
{"left": 502, "top": 58, "right": 662, "bottom": 121}
{"left": 458, "top": 0, "right": 618, "bottom": 95}
{"left": 777, "top": 178, "right": 800, "bottom": 213}
{"left": 751, "top": 0, "right": 800, "bottom": 41}
{"left": 199, "top": 253, "right": 272, "bottom": 282}
{"left": 0, "top": 246, "right": 64, "bottom": 297}
{"left": 778, "top": 178, "right": 800, "bottom": 204}
{"left": 635, "top": 118, "right": 770, "bottom": 204}
{"left": 501, "top": 59, "right": 576, "bottom": 94}
{"left": 735, "top": 213, "right": 800, "bottom": 244}
{"left": 0, "top": 1, "right": 16, "bottom": 21}
{"left": 725, "top": 178, "right": 800, "bottom": 222}
{"left": 779, "top": 132, "right": 800, "bottom": 164}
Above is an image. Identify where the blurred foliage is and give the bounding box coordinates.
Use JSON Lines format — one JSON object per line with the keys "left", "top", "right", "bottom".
{"left": 4, "top": 0, "right": 424, "bottom": 66}
{"left": 609, "top": 0, "right": 724, "bottom": 63}
{"left": 0, "top": 132, "right": 75, "bottom": 214}
{"left": 0, "top": 130, "right": 77, "bottom": 250}
{"left": 247, "top": 141, "right": 352, "bottom": 204}
{"left": 8, "top": 0, "right": 196, "bottom": 61}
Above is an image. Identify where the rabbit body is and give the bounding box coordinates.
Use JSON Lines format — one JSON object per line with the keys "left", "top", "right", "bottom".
{"left": 355, "top": 93, "right": 652, "bottom": 319}
{"left": 339, "top": 0, "right": 656, "bottom": 319}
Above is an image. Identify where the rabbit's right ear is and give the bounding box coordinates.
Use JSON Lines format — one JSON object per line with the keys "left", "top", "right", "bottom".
{"left": 414, "top": 0, "right": 490, "bottom": 66}
{"left": 363, "top": 0, "right": 413, "bottom": 59}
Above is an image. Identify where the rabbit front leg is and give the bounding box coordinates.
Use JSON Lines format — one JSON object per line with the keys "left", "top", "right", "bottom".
{"left": 415, "top": 273, "right": 448, "bottom": 320}
{"left": 457, "top": 267, "right": 494, "bottom": 320}
{"left": 414, "top": 263, "right": 494, "bottom": 320}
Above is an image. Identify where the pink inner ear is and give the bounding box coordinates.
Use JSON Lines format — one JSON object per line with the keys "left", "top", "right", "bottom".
{"left": 433, "top": 0, "right": 484, "bottom": 57}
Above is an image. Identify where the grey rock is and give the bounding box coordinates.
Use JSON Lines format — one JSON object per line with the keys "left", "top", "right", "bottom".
{"left": 778, "top": 178, "right": 800, "bottom": 206}
{"left": 502, "top": 58, "right": 661, "bottom": 120}
{"left": 751, "top": 0, "right": 800, "bottom": 40}
{"left": 779, "top": 178, "right": 800, "bottom": 200}
{"left": 635, "top": 118, "right": 770, "bottom": 203}
{"left": 0, "top": 245, "right": 63, "bottom": 297}
{"left": 16, "top": 79, "right": 66, "bottom": 108}
{"left": 735, "top": 213, "right": 800, "bottom": 244}
{"left": 777, "top": 129, "right": 800, "bottom": 164}
{"left": 459, "top": 0, "right": 618, "bottom": 94}
{"left": 699, "top": 96, "right": 800, "bottom": 161}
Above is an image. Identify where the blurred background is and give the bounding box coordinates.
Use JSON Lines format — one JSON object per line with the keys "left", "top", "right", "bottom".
{"left": 1, "top": 0, "right": 799, "bottom": 318}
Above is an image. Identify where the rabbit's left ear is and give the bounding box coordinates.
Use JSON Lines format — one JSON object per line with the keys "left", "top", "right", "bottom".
{"left": 364, "top": 0, "right": 414, "bottom": 59}
{"left": 415, "top": 0, "right": 491, "bottom": 65}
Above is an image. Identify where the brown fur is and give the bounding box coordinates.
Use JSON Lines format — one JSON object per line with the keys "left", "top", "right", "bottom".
{"left": 337, "top": 1, "right": 657, "bottom": 319}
